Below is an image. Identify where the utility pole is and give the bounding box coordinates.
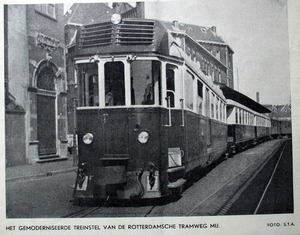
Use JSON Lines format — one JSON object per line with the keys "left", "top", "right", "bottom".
{"left": 235, "top": 68, "right": 239, "bottom": 91}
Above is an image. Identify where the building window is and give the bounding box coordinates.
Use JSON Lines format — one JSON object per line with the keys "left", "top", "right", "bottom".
{"left": 216, "top": 50, "right": 220, "bottom": 60}
{"left": 201, "top": 28, "right": 207, "bottom": 33}
{"left": 35, "top": 4, "right": 56, "bottom": 19}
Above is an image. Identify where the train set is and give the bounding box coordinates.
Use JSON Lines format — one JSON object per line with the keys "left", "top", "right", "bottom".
{"left": 71, "top": 15, "right": 291, "bottom": 201}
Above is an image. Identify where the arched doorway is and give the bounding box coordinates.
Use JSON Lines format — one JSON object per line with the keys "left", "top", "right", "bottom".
{"left": 36, "top": 64, "right": 57, "bottom": 156}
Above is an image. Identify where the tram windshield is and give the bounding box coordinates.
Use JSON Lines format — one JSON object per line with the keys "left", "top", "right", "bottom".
{"left": 105, "top": 62, "right": 125, "bottom": 106}
{"left": 77, "top": 63, "right": 99, "bottom": 107}
{"left": 131, "top": 60, "right": 161, "bottom": 106}
{"left": 77, "top": 60, "right": 161, "bottom": 107}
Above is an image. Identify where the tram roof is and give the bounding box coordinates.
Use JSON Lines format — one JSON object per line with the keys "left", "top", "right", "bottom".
{"left": 220, "top": 86, "right": 271, "bottom": 113}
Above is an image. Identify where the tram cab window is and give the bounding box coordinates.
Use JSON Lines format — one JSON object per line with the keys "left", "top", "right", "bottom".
{"left": 131, "top": 60, "right": 161, "bottom": 105}
{"left": 166, "top": 64, "right": 176, "bottom": 108}
{"left": 104, "top": 62, "right": 125, "bottom": 106}
{"left": 77, "top": 63, "right": 99, "bottom": 107}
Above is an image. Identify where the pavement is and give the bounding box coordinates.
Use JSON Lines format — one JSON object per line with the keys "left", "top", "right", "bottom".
{"left": 6, "top": 154, "right": 78, "bottom": 182}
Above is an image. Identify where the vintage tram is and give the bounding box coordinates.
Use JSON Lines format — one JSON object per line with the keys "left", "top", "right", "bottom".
{"left": 73, "top": 15, "right": 228, "bottom": 200}
{"left": 71, "top": 14, "right": 290, "bottom": 201}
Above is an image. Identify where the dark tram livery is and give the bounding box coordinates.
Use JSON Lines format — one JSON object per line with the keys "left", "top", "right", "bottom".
{"left": 72, "top": 14, "right": 290, "bottom": 201}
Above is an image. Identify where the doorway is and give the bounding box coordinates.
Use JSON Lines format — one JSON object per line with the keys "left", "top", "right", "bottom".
{"left": 36, "top": 66, "right": 57, "bottom": 155}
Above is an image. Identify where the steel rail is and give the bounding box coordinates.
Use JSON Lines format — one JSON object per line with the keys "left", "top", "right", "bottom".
{"left": 253, "top": 140, "right": 288, "bottom": 214}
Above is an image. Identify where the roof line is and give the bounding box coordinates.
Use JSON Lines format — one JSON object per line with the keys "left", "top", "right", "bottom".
{"left": 197, "top": 40, "right": 234, "bottom": 53}
{"left": 220, "top": 85, "right": 271, "bottom": 113}
{"left": 67, "top": 3, "right": 80, "bottom": 24}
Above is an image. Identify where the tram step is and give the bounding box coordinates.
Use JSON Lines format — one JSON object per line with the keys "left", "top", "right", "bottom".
{"left": 167, "top": 166, "right": 185, "bottom": 183}
{"left": 168, "top": 178, "right": 186, "bottom": 195}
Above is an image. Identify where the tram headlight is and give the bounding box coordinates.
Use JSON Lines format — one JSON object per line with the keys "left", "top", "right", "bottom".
{"left": 83, "top": 133, "right": 94, "bottom": 145}
{"left": 138, "top": 131, "right": 149, "bottom": 144}
{"left": 111, "top": 13, "right": 122, "bottom": 24}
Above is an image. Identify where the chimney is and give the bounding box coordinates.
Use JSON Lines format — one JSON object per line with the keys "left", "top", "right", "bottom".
{"left": 173, "top": 20, "right": 179, "bottom": 29}
{"left": 256, "top": 92, "right": 260, "bottom": 103}
{"left": 211, "top": 26, "right": 217, "bottom": 33}
{"left": 112, "top": 2, "right": 122, "bottom": 14}
{"left": 136, "top": 2, "right": 145, "bottom": 18}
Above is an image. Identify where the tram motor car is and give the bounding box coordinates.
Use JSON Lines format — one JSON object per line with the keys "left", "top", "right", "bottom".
{"left": 73, "top": 14, "right": 228, "bottom": 201}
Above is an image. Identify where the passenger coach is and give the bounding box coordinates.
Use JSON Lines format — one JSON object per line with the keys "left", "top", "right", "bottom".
{"left": 221, "top": 86, "right": 271, "bottom": 155}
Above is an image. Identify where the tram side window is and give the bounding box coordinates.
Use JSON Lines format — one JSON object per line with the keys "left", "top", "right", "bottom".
{"left": 166, "top": 65, "right": 176, "bottom": 108}
{"left": 131, "top": 60, "right": 161, "bottom": 105}
{"left": 211, "top": 93, "right": 215, "bottom": 119}
{"left": 77, "top": 63, "right": 99, "bottom": 107}
{"left": 105, "top": 62, "right": 125, "bottom": 106}
{"left": 205, "top": 88, "right": 210, "bottom": 117}
{"left": 197, "top": 80, "right": 203, "bottom": 114}
{"left": 184, "top": 71, "right": 194, "bottom": 110}
{"left": 216, "top": 97, "right": 219, "bottom": 120}
{"left": 220, "top": 102, "right": 223, "bottom": 122}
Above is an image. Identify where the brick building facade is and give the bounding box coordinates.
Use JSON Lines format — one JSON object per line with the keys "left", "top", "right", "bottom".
{"left": 5, "top": 4, "right": 68, "bottom": 165}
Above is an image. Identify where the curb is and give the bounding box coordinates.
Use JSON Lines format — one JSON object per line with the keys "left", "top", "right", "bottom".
{"left": 6, "top": 167, "right": 78, "bottom": 183}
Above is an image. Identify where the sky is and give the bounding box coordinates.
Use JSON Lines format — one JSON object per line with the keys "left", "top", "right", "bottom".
{"left": 66, "top": 0, "right": 291, "bottom": 105}
{"left": 144, "top": 0, "right": 290, "bottom": 105}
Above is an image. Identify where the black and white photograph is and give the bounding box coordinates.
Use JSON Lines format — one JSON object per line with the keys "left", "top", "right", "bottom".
{"left": 3, "top": 0, "right": 300, "bottom": 234}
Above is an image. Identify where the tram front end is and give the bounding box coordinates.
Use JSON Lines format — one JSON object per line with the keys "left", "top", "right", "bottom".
{"left": 73, "top": 58, "right": 175, "bottom": 200}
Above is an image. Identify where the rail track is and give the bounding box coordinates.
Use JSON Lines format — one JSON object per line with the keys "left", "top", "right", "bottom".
{"left": 253, "top": 141, "right": 288, "bottom": 214}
